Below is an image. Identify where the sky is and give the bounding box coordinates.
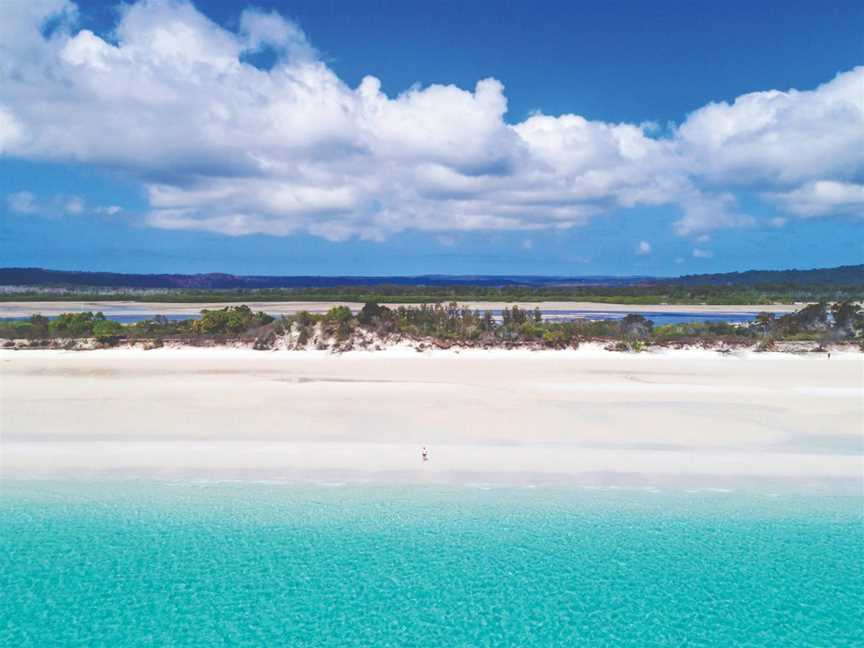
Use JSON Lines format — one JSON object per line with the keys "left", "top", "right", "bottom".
{"left": 0, "top": 0, "right": 862, "bottom": 277}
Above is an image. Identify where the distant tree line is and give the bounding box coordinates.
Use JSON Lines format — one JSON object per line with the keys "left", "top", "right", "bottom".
{"left": 2, "top": 263, "right": 860, "bottom": 291}
{"left": 2, "top": 280, "right": 863, "bottom": 305}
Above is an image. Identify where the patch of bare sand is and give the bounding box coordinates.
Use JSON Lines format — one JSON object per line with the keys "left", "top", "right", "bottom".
{"left": 1, "top": 348, "right": 860, "bottom": 492}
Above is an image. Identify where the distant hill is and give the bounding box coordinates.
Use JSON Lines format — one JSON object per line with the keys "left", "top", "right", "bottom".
{"left": 0, "top": 268, "right": 654, "bottom": 289}
{"left": 670, "top": 265, "right": 864, "bottom": 287}
{"left": 0, "top": 265, "right": 860, "bottom": 290}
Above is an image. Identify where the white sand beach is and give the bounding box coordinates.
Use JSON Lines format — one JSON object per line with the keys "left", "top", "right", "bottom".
{"left": 1, "top": 346, "right": 861, "bottom": 492}
{"left": 0, "top": 300, "right": 801, "bottom": 318}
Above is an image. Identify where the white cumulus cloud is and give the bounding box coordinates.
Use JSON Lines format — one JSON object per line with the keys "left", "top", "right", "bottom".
{"left": 636, "top": 241, "right": 651, "bottom": 255}
{"left": 766, "top": 180, "right": 864, "bottom": 218}
{"left": 676, "top": 70, "right": 864, "bottom": 187}
{"left": 0, "top": 0, "right": 861, "bottom": 241}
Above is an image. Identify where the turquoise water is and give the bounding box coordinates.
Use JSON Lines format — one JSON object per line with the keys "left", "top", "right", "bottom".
{"left": 1, "top": 482, "right": 862, "bottom": 647}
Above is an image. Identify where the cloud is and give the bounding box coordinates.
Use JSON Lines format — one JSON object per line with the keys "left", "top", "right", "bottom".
{"left": 765, "top": 180, "right": 864, "bottom": 218}
{"left": 692, "top": 248, "right": 714, "bottom": 259}
{"left": 636, "top": 241, "right": 651, "bottom": 255}
{"left": 6, "top": 191, "right": 37, "bottom": 214}
{"left": 0, "top": 0, "right": 861, "bottom": 241}
{"left": 3, "top": 190, "right": 116, "bottom": 218}
{"left": 239, "top": 8, "right": 314, "bottom": 60}
{"left": 64, "top": 196, "right": 84, "bottom": 214}
{"left": 0, "top": 107, "right": 24, "bottom": 153}
{"left": 676, "top": 69, "right": 864, "bottom": 188}
{"left": 672, "top": 190, "right": 753, "bottom": 235}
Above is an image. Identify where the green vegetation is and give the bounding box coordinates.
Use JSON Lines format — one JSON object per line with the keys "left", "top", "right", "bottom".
{"left": 91, "top": 319, "right": 125, "bottom": 342}
{"left": 653, "top": 321, "right": 750, "bottom": 339}
{"left": 755, "top": 301, "right": 864, "bottom": 342}
{"left": 2, "top": 280, "right": 862, "bottom": 305}
{"left": 2, "top": 300, "right": 862, "bottom": 350}
{"left": 48, "top": 311, "right": 106, "bottom": 337}
{"left": 0, "top": 306, "right": 271, "bottom": 345}
{"left": 190, "top": 305, "right": 274, "bottom": 335}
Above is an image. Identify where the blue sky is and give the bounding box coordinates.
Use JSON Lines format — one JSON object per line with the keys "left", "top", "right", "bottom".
{"left": 1, "top": 0, "right": 862, "bottom": 276}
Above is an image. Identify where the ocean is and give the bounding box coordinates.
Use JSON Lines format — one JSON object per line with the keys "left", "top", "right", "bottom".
{"left": 1, "top": 481, "right": 861, "bottom": 646}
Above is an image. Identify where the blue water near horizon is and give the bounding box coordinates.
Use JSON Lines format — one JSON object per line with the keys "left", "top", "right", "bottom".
{"left": 2, "top": 481, "right": 861, "bottom": 646}
{"left": 495, "top": 309, "right": 760, "bottom": 326}
{"left": 1, "top": 310, "right": 759, "bottom": 325}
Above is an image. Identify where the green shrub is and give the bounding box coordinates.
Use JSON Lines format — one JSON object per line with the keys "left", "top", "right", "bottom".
{"left": 324, "top": 306, "right": 353, "bottom": 322}
{"left": 542, "top": 330, "right": 565, "bottom": 346}
{"left": 191, "top": 306, "right": 273, "bottom": 335}
{"left": 92, "top": 320, "right": 126, "bottom": 343}
{"left": 49, "top": 311, "right": 103, "bottom": 337}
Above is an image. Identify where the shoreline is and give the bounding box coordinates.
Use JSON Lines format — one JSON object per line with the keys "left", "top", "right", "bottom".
{"left": 3, "top": 444, "right": 861, "bottom": 496}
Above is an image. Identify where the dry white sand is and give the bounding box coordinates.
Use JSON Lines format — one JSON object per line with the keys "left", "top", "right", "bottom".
{"left": 0, "top": 300, "right": 800, "bottom": 318}
{"left": 1, "top": 347, "right": 861, "bottom": 492}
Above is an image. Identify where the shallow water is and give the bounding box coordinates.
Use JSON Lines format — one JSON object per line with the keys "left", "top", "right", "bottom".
{"left": 492, "top": 309, "right": 759, "bottom": 326}
{"left": 1, "top": 481, "right": 861, "bottom": 646}
{"left": 2, "top": 310, "right": 758, "bottom": 325}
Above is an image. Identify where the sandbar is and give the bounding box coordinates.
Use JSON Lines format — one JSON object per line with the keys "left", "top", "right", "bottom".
{"left": 1, "top": 346, "right": 860, "bottom": 493}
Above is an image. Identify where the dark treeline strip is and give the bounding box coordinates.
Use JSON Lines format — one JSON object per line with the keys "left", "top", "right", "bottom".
{"left": 673, "top": 264, "right": 864, "bottom": 287}
{"left": 2, "top": 282, "right": 863, "bottom": 304}
{"left": 2, "top": 264, "right": 860, "bottom": 290}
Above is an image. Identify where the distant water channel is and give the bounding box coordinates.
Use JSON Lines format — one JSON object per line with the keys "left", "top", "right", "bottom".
{"left": 2, "top": 310, "right": 759, "bottom": 325}
{"left": 491, "top": 309, "right": 760, "bottom": 326}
